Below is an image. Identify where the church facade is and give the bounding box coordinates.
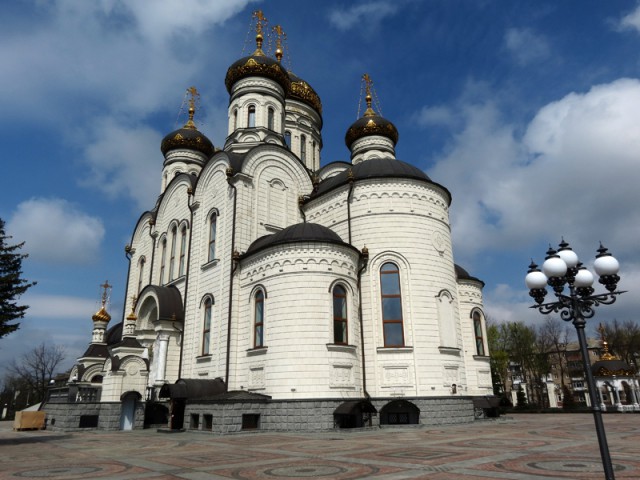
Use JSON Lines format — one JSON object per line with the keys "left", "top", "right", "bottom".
{"left": 44, "top": 13, "right": 493, "bottom": 432}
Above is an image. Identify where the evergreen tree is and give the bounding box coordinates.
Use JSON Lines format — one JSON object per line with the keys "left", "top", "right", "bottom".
{"left": 0, "top": 218, "right": 36, "bottom": 338}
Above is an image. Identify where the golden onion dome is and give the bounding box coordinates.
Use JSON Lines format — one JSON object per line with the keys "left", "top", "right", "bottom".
{"left": 92, "top": 306, "right": 111, "bottom": 323}
{"left": 160, "top": 106, "right": 214, "bottom": 157}
{"left": 288, "top": 72, "right": 322, "bottom": 115}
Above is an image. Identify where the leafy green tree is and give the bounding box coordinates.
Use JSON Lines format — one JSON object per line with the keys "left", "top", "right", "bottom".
{"left": 0, "top": 218, "right": 36, "bottom": 338}
{"left": 603, "top": 319, "right": 640, "bottom": 368}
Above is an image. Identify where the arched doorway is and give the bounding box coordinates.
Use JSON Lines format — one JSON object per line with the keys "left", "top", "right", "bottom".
{"left": 380, "top": 399, "right": 420, "bottom": 425}
{"left": 120, "top": 392, "right": 141, "bottom": 430}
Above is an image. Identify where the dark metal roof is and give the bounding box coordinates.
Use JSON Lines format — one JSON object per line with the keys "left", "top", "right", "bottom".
{"left": 138, "top": 284, "right": 184, "bottom": 323}
{"left": 334, "top": 400, "right": 377, "bottom": 415}
{"left": 244, "top": 223, "right": 357, "bottom": 257}
{"left": 159, "top": 378, "right": 227, "bottom": 400}
{"left": 592, "top": 359, "right": 635, "bottom": 377}
{"left": 455, "top": 264, "right": 485, "bottom": 286}
{"left": 105, "top": 322, "right": 123, "bottom": 345}
{"left": 288, "top": 72, "right": 322, "bottom": 116}
{"left": 196, "top": 390, "right": 272, "bottom": 402}
{"left": 81, "top": 344, "right": 109, "bottom": 359}
{"left": 311, "top": 158, "right": 449, "bottom": 203}
{"left": 112, "top": 337, "right": 144, "bottom": 349}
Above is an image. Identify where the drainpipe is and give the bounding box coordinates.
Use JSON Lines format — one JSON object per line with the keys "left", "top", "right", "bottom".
{"left": 225, "top": 167, "right": 239, "bottom": 386}
{"left": 347, "top": 169, "right": 354, "bottom": 244}
{"left": 176, "top": 188, "right": 195, "bottom": 380}
{"left": 357, "top": 246, "right": 370, "bottom": 399}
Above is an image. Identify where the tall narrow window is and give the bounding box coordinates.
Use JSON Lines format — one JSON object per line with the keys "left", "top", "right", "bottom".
{"left": 202, "top": 298, "right": 212, "bottom": 355}
{"left": 380, "top": 262, "right": 404, "bottom": 347}
{"left": 178, "top": 226, "right": 187, "bottom": 277}
{"left": 300, "top": 134, "right": 307, "bottom": 162}
{"left": 233, "top": 109, "right": 238, "bottom": 130}
{"left": 473, "top": 311, "right": 485, "bottom": 356}
{"left": 137, "top": 257, "right": 146, "bottom": 295}
{"left": 169, "top": 226, "right": 177, "bottom": 281}
{"left": 254, "top": 290, "right": 264, "bottom": 347}
{"left": 208, "top": 212, "right": 217, "bottom": 262}
{"left": 248, "top": 105, "right": 256, "bottom": 128}
{"left": 159, "top": 238, "right": 167, "bottom": 284}
{"left": 312, "top": 140, "right": 316, "bottom": 164}
{"left": 267, "top": 107, "right": 274, "bottom": 130}
{"left": 333, "top": 285, "right": 348, "bottom": 344}
{"left": 285, "top": 131, "right": 291, "bottom": 148}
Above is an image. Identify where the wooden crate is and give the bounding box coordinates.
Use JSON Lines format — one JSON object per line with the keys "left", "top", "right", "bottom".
{"left": 13, "top": 411, "right": 46, "bottom": 431}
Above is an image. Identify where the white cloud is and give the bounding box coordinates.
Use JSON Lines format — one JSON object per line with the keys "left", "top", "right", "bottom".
{"left": 329, "top": 1, "right": 398, "bottom": 31}
{"left": 426, "top": 78, "right": 640, "bottom": 269}
{"left": 504, "top": 27, "right": 550, "bottom": 65}
{"left": 618, "top": 4, "right": 640, "bottom": 33}
{"left": 25, "top": 293, "right": 101, "bottom": 320}
{"left": 413, "top": 105, "right": 459, "bottom": 129}
{"left": 6, "top": 198, "right": 105, "bottom": 265}
{"left": 81, "top": 118, "right": 163, "bottom": 210}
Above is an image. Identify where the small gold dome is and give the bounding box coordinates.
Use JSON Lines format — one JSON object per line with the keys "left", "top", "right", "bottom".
{"left": 92, "top": 306, "right": 111, "bottom": 323}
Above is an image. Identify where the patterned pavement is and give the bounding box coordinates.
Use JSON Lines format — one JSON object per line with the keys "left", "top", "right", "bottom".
{"left": 1, "top": 414, "right": 639, "bottom": 479}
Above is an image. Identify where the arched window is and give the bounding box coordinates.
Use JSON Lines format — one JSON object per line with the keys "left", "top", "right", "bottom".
{"left": 159, "top": 238, "right": 167, "bottom": 284}
{"left": 333, "top": 285, "right": 348, "bottom": 344}
{"left": 208, "top": 212, "right": 217, "bottom": 262}
{"left": 300, "top": 134, "right": 307, "bottom": 162}
{"left": 312, "top": 140, "right": 316, "bottom": 164}
{"left": 380, "top": 262, "right": 404, "bottom": 347}
{"left": 137, "top": 257, "right": 146, "bottom": 295}
{"left": 202, "top": 298, "right": 212, "bottom": 355}
{"left": 178, "top": 226, "right": 187, "bottom": 277}
{"left": 285, "top": 131, "right": 291, "bottom": 148}
{"left": 473, "top": 311, "right": 485, "bottom": 356}
{"left": 233, "top": 109, "right": 238, "bottom": 130}
{"left": 267, "top": 107, "right": 274, "bottom": 130}
{"left": 248, "top": 105, "right": 256, "bottom": 128}
{"left": 169, "top": 226, "right": 177, "bottom": 281}
{"left": 254, "top": 290, "right": 264, "bottom": 347}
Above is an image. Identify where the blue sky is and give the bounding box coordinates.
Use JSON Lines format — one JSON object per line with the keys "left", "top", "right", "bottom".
{"left": 2, "top": 0, "right": 640, "bottom": 375}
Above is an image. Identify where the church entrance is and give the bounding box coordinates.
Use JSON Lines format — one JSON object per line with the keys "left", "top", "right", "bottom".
{"left": 120, "top": 392, "right": 139, "bottom": 430}
{"left": 171, "top": 399, "right": 185, "bottom": 430}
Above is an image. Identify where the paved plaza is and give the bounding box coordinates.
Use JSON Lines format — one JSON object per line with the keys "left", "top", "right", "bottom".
{"left": 1, "top": 414, "right": 639, "bottom": 479}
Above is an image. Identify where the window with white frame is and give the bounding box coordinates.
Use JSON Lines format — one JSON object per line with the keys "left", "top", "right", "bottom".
{"left": 248, "top": 105, "right": 256, "bottom": 128}
{"left": 159, "top": 238, "right": 167, "bottom": 284}
{"left": 169, "top": 226, "right": 177, "bottom": 281}
{"left": 178, "top": 225, "right": 187, "bottom": 277}
{"left": 473, "top": 310, "right": 485, "bottom": 356}
{"left": 137, "top": 257, "right": 146, "bottom": 294}
{"left": 333, "top": 285, "right": 348, "bottom": 344}
{"left": 208, "top": 212, "right": 217, "bottom": 262}
{"left": 202, "top": 298, "right": 212, "bottom": 355}
{"left": 380, "top": 262, "right": 404, "bottom": 347}
{"left": 254, "top": 290, "right": 264, "bottom": 348}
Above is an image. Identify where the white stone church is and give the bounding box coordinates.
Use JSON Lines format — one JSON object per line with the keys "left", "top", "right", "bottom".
{"left": 44, "top": 12, "right": 494, "bottom": 432}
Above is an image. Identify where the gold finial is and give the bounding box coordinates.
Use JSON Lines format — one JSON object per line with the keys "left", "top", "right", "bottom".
{"left": 252, "top": 10, "right": 267, "bottom": 55}
{"left": 183, "top": 86, "right": 199, "bottom": 129}
{"left": 273, "top": 25, "right": 284, "bottom": 62}
{"left": 598, "top": 323, "right": 616, "bottom": 361}
{"left": 126, "top": 296, "right": 138, "bottom": 321}
{"left": 362, "top": 73, "right": 376, "bottom": 117}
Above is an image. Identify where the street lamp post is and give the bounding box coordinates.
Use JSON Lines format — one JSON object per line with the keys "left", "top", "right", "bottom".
{"left": 525, "top": 240, "right": 624, "bottom": 480}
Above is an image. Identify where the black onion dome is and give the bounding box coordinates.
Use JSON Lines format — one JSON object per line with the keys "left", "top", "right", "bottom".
{"left": 345, "top": 111, "right": 399, "bottom": 148}
{"left": 225, "top": 52, "right": 291, "bottom": 93}
{"left": 288, "top": 72, "right": 322, "bottom": 114}
{"left": 161, "top": 114, "right": 214, "bottom": 157}
{"left": 245, "top": 223, "right": 356, "bottom": 256}
{"left": 313, "top": 158, "right": 435, "bottom": 197}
